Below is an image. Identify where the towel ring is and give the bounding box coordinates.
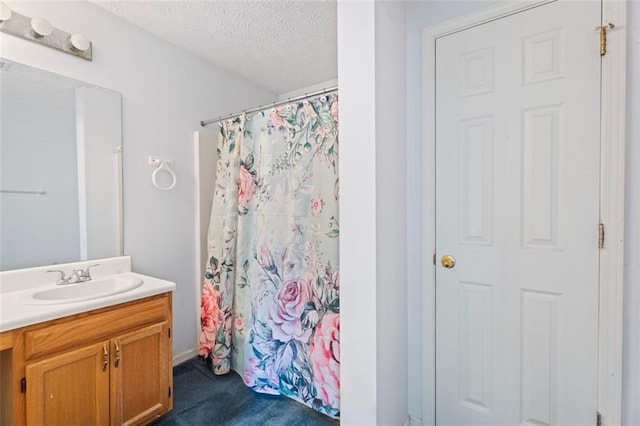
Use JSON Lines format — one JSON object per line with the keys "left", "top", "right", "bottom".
{"left": 151, "top": 159, "right": 177, "bottom": 191}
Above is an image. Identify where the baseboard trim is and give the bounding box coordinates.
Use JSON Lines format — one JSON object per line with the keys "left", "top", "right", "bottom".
{"left": 173, "top": 347, "right": 199, "bottom": 366}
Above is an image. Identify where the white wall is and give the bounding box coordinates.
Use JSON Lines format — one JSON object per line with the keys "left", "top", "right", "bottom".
{"left": 338, "top": 1, "right": 408, "bottom": 423}
{"left": 375, "top": 1, "right": 408, "bottom": 424}
{"left": 0, "top": 97, "right": 80, "bottom": 270}
{"left": 0, "top": 1, "right": 276, "bottom": 358}
{"left": 406, "top": 0, "right": 640, "bottom": 423}
{"left": 338, "top": 2, "right": 378, "bottom": 423}
{"left": 623, "top": 1, "right": 640, "bottom": 423}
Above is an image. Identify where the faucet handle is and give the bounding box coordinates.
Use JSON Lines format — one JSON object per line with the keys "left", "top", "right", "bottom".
{"left": 47, "top": 269, "right": 69, "bottom": 284}
{"left": 82, "top": 264, "right": 100, "bottom": 279}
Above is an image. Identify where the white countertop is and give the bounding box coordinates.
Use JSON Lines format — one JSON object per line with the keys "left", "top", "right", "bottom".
{"left": 0, "top": 257, "right": 176, "bottom": 332}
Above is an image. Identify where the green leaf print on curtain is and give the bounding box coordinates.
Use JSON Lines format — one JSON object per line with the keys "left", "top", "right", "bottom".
{"left": 199, "top": 93, "right": 340, "bottom": 418}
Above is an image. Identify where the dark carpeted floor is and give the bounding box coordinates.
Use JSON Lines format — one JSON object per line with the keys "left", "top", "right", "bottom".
{"left": 153, "top": 357, "right": 339, "bottom": 426}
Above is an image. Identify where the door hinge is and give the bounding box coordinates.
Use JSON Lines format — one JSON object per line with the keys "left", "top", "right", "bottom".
{"left": 20, "top": 377, "right": 26, "bottom": 393}
{"left": 596, "top": 411, "right": 603, "bottom": 426}
{"left": 168, "top": 328, "right": 171, "bottom": 338}
{"left": 595, "top": 23, "right": 615, "bottom": 56}
{"left": 599, "top": 223, "right": 605, "bottom": 249}
{"left": 168, "top": 387, "right": 172, "bottom": 398}
{"left": 433, "top": 253, "right": 436, "bottom": 265}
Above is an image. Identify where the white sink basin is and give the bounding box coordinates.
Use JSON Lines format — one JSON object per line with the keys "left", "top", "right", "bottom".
{"left": 22, "top": 276, "right": 144, "bottom": 305}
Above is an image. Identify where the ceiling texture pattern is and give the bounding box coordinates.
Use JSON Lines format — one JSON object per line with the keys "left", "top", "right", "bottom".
{"left": 94, "top": 0, "right": 338, "bottom": 94}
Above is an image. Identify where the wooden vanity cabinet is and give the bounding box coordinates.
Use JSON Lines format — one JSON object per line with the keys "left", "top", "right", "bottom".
{"left": 0, "top": 292, "right": 173, "bottom": 426}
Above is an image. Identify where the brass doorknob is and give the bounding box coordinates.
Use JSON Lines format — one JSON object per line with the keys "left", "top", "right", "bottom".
{"left": 441, "top": 255, "right": 456, "bottom": 269}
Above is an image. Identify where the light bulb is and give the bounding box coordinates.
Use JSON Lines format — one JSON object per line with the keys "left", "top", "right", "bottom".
{"left": 30, "top": 17, "right": 52, "bottom": 38}
{"left": 69, "top": 33, "right": 90, "bottom": 52}
{"left": 0, "top": 2, "right": 11, "bottom": 23}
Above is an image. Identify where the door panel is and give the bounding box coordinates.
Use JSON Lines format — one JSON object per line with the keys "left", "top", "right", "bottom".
{"left": 110, "top": 322, "right": 171, "bottom": 426}
{"left": 435, "top": 1, "right": 601, "bottom": 424}
{"left": 25, "top": 341, "right": 110, "bottom": 426}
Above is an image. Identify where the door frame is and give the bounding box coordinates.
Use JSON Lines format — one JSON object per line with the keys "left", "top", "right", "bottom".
{"left": 421, "top": 1, "right": 627, "bottom": 424}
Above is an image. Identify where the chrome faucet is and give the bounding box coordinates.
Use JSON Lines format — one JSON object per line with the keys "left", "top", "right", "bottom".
{"left": 47, "top": 264, "right": 99, "bottom": 285}
{"left": 75, "top": 264, "right": 99, "bottom": 282}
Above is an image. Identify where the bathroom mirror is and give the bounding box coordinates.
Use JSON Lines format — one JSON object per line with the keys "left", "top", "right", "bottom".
{"left": 0, "top": 59, "right": 123, "bottom": 271}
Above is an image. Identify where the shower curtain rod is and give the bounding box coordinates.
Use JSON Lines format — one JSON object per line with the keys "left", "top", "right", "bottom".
{"left": 200, "top": 85, "right": 338, "bottom": 127}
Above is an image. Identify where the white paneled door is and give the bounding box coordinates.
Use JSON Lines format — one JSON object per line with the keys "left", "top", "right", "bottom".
{"left": 435, "top": 1, "right": 601, "bottom": 424}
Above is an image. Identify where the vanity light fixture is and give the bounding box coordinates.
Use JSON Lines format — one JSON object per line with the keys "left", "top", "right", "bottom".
{"left": 0, "top": 5, "right": 92, "bottom": 60}
{"left": 0, "top": 3, "right": 11, "bottom": 23}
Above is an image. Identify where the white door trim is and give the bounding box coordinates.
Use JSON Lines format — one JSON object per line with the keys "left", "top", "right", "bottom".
{"left": 597, "top": 2, "right": 627, "bottom": 423}
{"left": 421, "top": 1, "right": 627, "bottom": 424}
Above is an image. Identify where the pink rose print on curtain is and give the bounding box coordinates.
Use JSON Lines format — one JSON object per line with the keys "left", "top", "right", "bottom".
{"left": 237, "top": 165, "right": 255, "bottom": 208}
{"left": 257, "top": 246, "right": 277, "bottom": 274}
{"left": 234, "top": 315, "right": 245, "bottom": 332}
{"left": 268, "top": 108, "right": 289, "bottom": 129}
{"left": 310, "top": 197, "right": 324, "bottom": 216}
{"left": 243, "top": 356, "right": 280, "bottom": 393}
{"left": 268, "top": 278, "right": 313, "bottom": 343}
{"left": 198, "top": 282, "right": 223, "bottom": 358}
{"left": 310, "top": 312, "right": 340, "bottom": 409}
{"left": 330, "top": 101, "right": 339, "bottom": 123}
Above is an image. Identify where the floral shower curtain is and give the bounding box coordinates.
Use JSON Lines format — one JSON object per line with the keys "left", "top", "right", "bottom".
{"left": 199, "top": 93, "right": 340, "bottom": 418}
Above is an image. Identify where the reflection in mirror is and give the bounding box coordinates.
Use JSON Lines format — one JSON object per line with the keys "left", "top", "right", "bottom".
{"left": 0, "top": 59, "right": 123, "bottom": 271}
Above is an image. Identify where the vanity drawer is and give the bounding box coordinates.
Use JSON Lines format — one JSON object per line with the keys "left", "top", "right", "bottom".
{"left": 23, "top": 294, "right": 170, "bottom": 361}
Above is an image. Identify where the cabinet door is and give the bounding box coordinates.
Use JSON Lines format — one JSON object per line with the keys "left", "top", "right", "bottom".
{"left": 25, "top": 341, "right": 110, "bottom": 426}
{"left": 110, "top": 322, "right": 171, "bottom": 426}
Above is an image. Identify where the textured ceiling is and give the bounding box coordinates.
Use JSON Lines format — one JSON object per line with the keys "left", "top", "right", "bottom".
{"left": 93, "top": 0, "right": 337, "bottom": 94}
